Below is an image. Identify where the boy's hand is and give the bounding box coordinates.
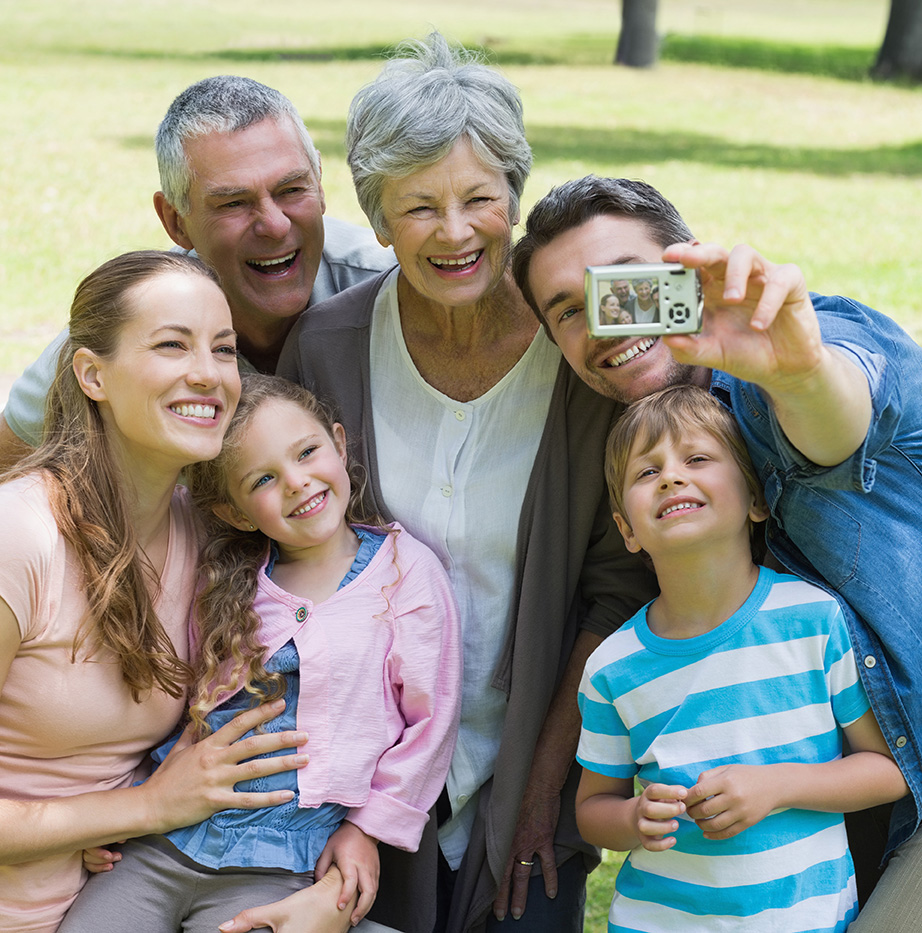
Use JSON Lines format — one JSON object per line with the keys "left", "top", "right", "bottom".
{"left": 633, "top": 783, "right": 688, "bottom": 851}
{"left": 313, "top": 821, "right": 379, "bottom": 926}
{"left": 82, "top": 842, "right": 124, "bottom": 873}
{"left": 686, "top": 764, "right": 779, "bottom": 839}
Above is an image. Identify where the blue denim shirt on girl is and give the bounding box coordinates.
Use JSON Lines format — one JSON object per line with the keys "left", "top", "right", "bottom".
{"left": 151, "top": 528, "right": 385, "bottom": 870}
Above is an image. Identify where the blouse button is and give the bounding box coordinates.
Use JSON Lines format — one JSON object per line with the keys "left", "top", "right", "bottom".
{"left": 896, "top": 736, "right": 908, "bottom": 749}
{"left": 441, "top": 485, "right": 453, "bottom": 497}
{"left": 863, "top": 655, "right": 877, "bottom": 669}
{"left": 455, "top": 410, "right": 466, "bottom": 421}
{"left": 296, "top": 606, "right": 307, "bottom": 622}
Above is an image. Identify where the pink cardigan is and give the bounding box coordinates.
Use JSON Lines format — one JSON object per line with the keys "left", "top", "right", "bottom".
{"left": 233, "top": 524, "right": 461, "bottom": 851}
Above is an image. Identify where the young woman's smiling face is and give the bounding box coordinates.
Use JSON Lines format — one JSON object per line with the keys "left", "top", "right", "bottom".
{"left": 78, "top": 270, "right": 240, "bottom": 478}
{"left": 221, "top": 398, "right": 354, "bottom": 561}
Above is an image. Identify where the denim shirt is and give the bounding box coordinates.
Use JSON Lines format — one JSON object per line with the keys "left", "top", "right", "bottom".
{"left": 710, "top": 293, "right": 922, "bottom": 857}
{"left": 153, "top": 528, "right": 386, "bottom": 871}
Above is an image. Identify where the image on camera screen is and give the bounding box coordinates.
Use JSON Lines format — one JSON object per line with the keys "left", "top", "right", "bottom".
{"left": 599, "top": 275, "right": 660, "bottom": 326}
{"left": 586, "top": 263, "right": 701, "bottom": 338}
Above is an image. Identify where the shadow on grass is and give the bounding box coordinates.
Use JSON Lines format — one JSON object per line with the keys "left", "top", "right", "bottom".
{"left": 525, "top": 125, "right": 922, "bottom": 177}
{"left": 65, "top": 34, "right": 893, "bottom": 84}
{"left": 204, "top": 36, "right": 881, "bottom": 83}
{"left": 659, "top": 35, "right": 877, "bottom": 83}
{"left": 125, "top": 120, "right": 922, "bottom": 178}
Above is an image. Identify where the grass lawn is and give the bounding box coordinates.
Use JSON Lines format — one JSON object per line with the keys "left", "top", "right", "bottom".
{"left": 0, "top": 2, "right": 919, "bottom": 925}
{"left": 2, "top": 0, "right": 920, "bottom": 386}
{"left": 585, "top": 848, "right": 626, "bottom": 928}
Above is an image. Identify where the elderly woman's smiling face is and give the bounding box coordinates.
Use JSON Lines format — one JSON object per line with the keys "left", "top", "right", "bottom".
{"left": 377, "top": 137, "right": 514, "bottom": 310}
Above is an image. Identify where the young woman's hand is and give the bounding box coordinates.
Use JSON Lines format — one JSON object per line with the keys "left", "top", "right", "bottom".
{"left": 218, "top": 866, "right": 354, "bottom": 933}
{"left": 141, "top": 699, "right": 309, "bottom": 832}
{"left": 314, "top": 821, "right": 380, "bottom": 926}
{"left": 82, "top": 843, "right": 124, "bottom": 873}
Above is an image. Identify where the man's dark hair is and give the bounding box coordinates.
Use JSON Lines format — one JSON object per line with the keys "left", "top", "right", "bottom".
{"left": 512, "top": 176, "right": 694, "bottom": 323}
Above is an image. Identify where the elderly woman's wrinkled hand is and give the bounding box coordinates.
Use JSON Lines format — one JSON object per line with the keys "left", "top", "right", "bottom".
{"left": 492, "top": 780, "right": 561, "bottom": 921}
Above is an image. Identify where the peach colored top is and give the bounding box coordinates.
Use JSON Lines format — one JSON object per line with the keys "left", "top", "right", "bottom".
{"left": 0, "top": 475, "right": 199, "bottom": 932}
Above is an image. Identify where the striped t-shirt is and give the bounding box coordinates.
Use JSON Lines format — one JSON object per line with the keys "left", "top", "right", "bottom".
{"left": 577, "top": 567, "right": 869, "bottom": 932}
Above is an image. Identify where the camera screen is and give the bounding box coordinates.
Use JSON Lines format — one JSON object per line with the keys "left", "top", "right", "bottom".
{"left": 586, "top": 263, "right": 701, "bottom": 338}
{"left": 599, "top": 276, "right": 661, "bottom": 326}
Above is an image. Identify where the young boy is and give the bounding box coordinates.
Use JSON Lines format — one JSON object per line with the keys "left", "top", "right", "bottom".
{"left": 576, "top": 385, "right": 907, "bottom": 932}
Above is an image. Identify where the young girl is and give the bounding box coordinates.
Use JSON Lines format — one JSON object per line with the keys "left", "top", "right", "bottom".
{"left": 60, "top": 373, "right": 462, "bottom": 933}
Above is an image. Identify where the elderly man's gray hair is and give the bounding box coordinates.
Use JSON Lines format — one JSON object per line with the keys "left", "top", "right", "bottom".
{"left": 345, "top": 32, "right": 532, "bottom": 237}
{"left": 156, "top": 75, "right": 321, "bottom": 215}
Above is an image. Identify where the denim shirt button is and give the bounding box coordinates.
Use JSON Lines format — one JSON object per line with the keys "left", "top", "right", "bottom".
{"left": 863, "top": 655, "right": 877, "bottom": 668}
{"left": 896, "top": 736, "right": 908, "bottom": 748}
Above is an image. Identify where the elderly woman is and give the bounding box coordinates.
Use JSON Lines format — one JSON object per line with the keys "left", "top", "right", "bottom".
{"left": 632, "top": 278, "right": 657, "bottom": 323}
{"left": 279, "top": 34, "right": 652, "bottom": 933}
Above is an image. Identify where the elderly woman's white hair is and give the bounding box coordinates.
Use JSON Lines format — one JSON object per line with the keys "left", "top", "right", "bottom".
{"left": 345, "top": 32, "right": 533, "bottom": 237}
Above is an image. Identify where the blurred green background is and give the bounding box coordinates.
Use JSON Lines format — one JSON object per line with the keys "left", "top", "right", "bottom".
{"left": 2, "top": 0, "right": 920, "bottom": 395}
{"left": 1, "top": 0, "right": 919, "bottom": 925}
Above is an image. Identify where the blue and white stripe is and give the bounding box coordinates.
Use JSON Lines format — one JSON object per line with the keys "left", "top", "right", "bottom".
{"left": 577, "top": 568, "right": 868, "bottom": 932}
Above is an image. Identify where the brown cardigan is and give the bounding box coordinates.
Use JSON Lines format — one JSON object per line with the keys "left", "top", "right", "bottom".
{"left": 278, "top": 270, "right": 655, "bottom": 932}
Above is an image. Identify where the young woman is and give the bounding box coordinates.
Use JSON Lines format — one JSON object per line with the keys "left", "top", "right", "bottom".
{"left": 0, "top": 252, "right": 308, "bottom": 932}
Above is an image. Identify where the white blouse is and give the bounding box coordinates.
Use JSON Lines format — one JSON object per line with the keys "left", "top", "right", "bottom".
{"left": 369, "top": 269, "right": 560, "bottom": 867}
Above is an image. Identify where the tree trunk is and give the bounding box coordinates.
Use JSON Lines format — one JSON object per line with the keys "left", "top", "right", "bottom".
{"left": 616, "top": 0, "right": 660, "bottom": 68}
{"left": 873, "top": 0, "right": 922, "bottom": 81}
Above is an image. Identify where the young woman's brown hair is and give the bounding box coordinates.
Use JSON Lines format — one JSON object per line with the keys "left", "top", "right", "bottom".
{"left": 4, "top": 250, "right": 220, "bottom": 701}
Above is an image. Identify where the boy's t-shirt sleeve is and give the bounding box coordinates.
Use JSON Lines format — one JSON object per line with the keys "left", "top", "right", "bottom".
{"left": 824, "top": 601, "right": 872, "bottom": 728}
{"left": 577, "top": 647, "right": 638, "bottom": 780}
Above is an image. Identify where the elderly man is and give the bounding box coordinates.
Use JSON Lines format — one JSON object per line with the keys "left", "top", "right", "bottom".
{"left": 609, "top": 279, "right": 637, "bottom": 320}
{"left": 511, "top": 174, "right": 922, "bottom": 931}
{"left": 0, "top": 75, "right": 393, "bottom": 465}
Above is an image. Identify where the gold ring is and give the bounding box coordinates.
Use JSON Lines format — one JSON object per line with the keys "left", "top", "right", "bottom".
{"left": 518, "top": 859, "right": 535, "bottom": 866}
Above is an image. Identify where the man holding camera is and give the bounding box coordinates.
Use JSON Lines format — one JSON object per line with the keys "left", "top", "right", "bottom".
{"left": 511, "top": 174, "right": 922, "bottom": 931}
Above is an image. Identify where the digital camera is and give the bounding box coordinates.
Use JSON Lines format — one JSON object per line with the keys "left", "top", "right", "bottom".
{"left": 585, "top": 263, "right": 702, "bottom": 338}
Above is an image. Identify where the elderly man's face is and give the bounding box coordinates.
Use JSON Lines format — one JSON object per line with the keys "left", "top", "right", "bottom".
{"left": 527, "top": 214, "right": 703, "bottom": 403}
{"left": 612, "top": 280, "right": 632, "bottom": 303}
{"left": 166, "top": 117, "right": 325, "bottom": 342}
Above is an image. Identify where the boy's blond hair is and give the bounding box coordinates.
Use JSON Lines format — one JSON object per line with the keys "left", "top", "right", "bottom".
{"left": 605, "top": 385, "right": 764, "bottom": 525}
